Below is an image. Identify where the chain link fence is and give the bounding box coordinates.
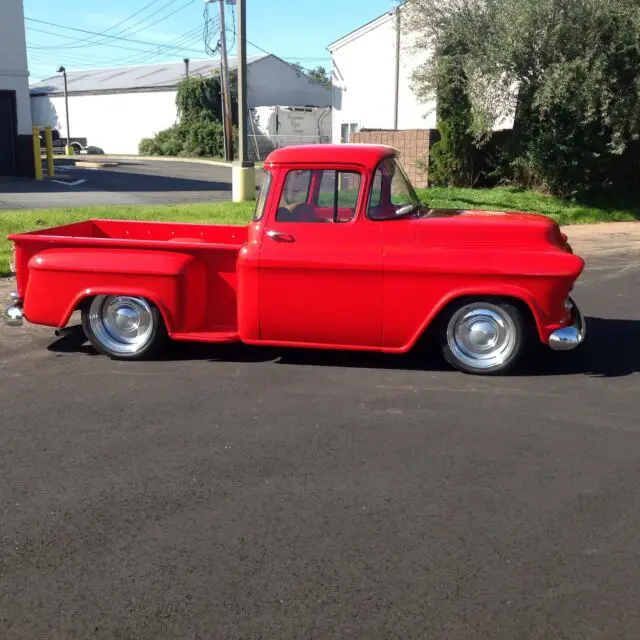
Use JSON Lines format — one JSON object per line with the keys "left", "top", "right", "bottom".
{"left": 247, "top": 134, "right": 331, "bottom": 161}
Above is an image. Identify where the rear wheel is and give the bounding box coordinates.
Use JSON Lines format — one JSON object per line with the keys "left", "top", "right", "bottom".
{"left": 440, "top": 299, "right": 526, "bottom": 375}
{"left": 81, "top": 295, "right": 166, "bottom": 360}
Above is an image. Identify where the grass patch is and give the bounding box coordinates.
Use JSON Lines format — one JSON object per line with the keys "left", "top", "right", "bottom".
{"left": 417, "top": 186, "right": 640, "bottom": 226}
{"left": 1, "top": 186, "right": 638, "bottom": 277}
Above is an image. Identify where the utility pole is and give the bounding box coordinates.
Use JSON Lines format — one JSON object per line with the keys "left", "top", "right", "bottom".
{"left": 218, "top": 0, "right": 234, "bottom": 161}
{"left": 232, "top": 0, "right": 256, "bottom": 201}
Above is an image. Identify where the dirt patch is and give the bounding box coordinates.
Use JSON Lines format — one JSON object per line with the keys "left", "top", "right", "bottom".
{"left": 563, "top": 222, "right": 640, "bottom": 259}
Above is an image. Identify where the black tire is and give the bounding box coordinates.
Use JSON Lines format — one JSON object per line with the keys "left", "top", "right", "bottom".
{"left": 440, "top": 299, "right": 526, "bottom": 375}
{"left": 81, "top": 295, "right": 167, "bottom": 360}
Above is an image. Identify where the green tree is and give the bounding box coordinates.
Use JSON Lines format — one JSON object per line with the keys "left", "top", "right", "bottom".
{"left": 426, "top": 31, "right": 479, "bottom": 186}
{"left": 307, "top": 65, "right": 331, "bottom": 87}
{"left": 292, "top": 63, "right": 331, "bottom": 87}
{"left": 139, "top": 72, "right": 238, "bottom": 158}
{"left": 176, "top": 73, "right": 238, "bottom": 125}
{"left": 405, "top": 0, "right": 640, "bottom": 195}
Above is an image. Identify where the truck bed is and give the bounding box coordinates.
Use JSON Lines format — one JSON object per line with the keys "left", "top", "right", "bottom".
{"left": 9, "top": 219, "right": 250, "bottom": 337}
{"left": 9, "top": 219, "right": 248, "bottom": 249}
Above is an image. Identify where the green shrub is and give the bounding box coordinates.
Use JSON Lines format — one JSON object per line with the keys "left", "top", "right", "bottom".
{"left": 426, "top": 36, "right": 483, "bottom": 187}
{"left": 138, "top": 74, "right": 238, "bottom": 159}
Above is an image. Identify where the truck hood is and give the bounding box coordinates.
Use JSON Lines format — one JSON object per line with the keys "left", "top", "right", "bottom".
{"left": 414, "top": 208, "right": 568, "bottom": 249}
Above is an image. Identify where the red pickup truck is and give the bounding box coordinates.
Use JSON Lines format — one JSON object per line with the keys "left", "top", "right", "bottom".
{"left": 3, "top": 144, "right": 585, "bottom": 374}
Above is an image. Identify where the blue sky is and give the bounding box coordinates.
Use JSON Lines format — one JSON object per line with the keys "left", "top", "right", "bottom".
{"left": 24, "top": 0, "right": 397, "bottom": 81}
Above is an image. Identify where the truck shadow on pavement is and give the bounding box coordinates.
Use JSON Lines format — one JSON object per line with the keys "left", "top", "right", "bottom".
{"left": 46, "top": 316, "right": 640, "bottom": 378}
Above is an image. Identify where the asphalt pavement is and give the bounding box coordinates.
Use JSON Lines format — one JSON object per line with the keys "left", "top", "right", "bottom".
{"left": 0, "top": 159, "right": 245, "bottom": 209}
{"left": 1, "top": 227, "right": 640, "bottom": 639}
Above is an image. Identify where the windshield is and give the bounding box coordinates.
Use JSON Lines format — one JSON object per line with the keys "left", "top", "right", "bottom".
{"left": 368, "top": 158, "right": 421, "bottom": 220}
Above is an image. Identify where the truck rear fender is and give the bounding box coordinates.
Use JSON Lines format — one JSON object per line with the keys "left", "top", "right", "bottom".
{"left": 23, "top": 248, "right": 206, "bottom": 332}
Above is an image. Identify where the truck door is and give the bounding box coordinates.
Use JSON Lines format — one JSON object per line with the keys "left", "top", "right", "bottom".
{"left": 259, "top": 166, "right": 383, "bottom": 348}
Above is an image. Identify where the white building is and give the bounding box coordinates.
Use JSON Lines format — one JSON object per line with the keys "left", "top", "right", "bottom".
{"left": 0, "top": 0, "right": 33, "bottom": 177}
{"left": 30, "top": 54, "right": 332, "bottom": 155}
{"left": 328, "top": 6, "right": 435, "bottom": 144}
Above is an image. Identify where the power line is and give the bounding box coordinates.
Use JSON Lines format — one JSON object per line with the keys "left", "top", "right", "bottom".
{"left": 26, "top": 25, "right": 193, "bottom": 55}
{"left": 233, "top": 33, "right": 326, "bottom": 74}
{"left": 29, "top": 0, "right": 197, "bottom": 52}
{"left": 203, "top": 2, "right": 221, "bottom": 57}
{"left": 34, "top": 0, "right": 163, "bottom": 50}
{"left": 119, "top": 25, "right": 204, "bottom": 65}
{"left": 110, "top": 0, "right": 197, "bottom": 40}
{"left": 25, "top": 17, "right": 204, "bottom": 54}
{"left": 28, "top": 33, "right": 205, "bottom": 76}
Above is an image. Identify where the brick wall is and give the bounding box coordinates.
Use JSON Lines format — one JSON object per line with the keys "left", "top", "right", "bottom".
{"left": 350, "top": 129, "right": 434, "bottom": 188}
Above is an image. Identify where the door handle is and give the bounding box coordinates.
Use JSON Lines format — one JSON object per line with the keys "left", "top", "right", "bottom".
{"left": 266, "top": 230, "right": 295, "bottom": 243}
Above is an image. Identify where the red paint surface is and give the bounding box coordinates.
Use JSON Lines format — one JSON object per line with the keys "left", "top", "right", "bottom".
{"left": 8, "top": 144, "right": 585, "bottom": 352}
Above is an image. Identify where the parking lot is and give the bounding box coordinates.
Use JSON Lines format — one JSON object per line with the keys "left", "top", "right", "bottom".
{"left": 0, "top": 158, "right": 242, "bottom": 209}
{"left": 1, "top": 224, "right": 640, "bottom": 639}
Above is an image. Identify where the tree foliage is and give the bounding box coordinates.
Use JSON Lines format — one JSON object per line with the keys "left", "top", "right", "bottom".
{"left": 426, "top": 31, "right": 479, "bottom": 186}
{"left": 405, "top": 0, "right": 640, "bottom": 195}
{"left": 176, "top": 73, "right": 238, "bottom": 125}
{"left": 307, "top": 65, "right": 331, "bottom": 87}
{"left": 293, "top": 63, "right": 332, "bottom": 87}
{"left": 139, "top": 73, "right": 238, "bottom": 158}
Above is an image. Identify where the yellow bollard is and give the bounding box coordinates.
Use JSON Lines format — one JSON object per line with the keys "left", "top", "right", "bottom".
{"left": 44, "top": 127, "right": 55, "bottom": 177}
{"left": 32, "top": 126, "right": 43, "bottom": 180}
{"left": 232, "top": 164, "right": 256, "bottom": 202}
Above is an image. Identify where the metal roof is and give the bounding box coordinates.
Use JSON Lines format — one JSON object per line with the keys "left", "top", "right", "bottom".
{"left": 29, "top": 54, "right": 268, "bottom": 96}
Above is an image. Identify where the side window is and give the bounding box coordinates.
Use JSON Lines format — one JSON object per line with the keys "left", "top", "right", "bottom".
{"left": 253, "top": 170, "right": 272, "bottom": 221}
{"left": 368, "top": 159, "right": 403, "bottom": 218}
{"left": 368, "top": 157, "right": 421, "bottom": 220}
{"left": 276, "top": 169, "right": 361, "bottom": 223}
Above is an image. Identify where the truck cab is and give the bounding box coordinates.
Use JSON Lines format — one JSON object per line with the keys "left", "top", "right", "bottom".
{"left": 4, "top": 144, "right": 585, "bottom": 375}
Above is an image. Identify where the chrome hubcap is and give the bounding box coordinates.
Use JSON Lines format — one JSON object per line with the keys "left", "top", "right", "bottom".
{"left": 447, "top": 303, "right": 517, "bottom": 370}
{"left": 88, "top": 295, "right": 155, "bottom": 355}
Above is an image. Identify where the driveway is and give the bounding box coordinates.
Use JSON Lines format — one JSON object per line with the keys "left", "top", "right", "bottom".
{"left": 1, "top": 224, "right": 640, "bottom": 639}
{"left": 0, "top": 158, "right": 244, "bottom": 209}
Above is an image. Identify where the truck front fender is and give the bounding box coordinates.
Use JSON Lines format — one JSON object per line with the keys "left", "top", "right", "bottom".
{"left": 23, "top": 248, "right": 206, "bottom": 332}
{"left": 393, "top": 284, "right": 552, "bottom": 353}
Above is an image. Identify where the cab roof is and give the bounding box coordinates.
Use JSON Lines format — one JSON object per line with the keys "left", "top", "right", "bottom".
{"left": 264, "top": 144, "right": 398, "bottom": 171}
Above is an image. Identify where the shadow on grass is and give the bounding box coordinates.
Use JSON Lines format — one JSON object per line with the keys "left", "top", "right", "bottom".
{"left": 572, "top": 191, "right": 640, "bottom": 219}
{"left": 47, "top": 316, "right": 640, "bottom": 378}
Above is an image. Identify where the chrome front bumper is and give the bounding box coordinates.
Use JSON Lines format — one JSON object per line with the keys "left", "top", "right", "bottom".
{"left": 548, "top": 297, "right": 585, "bottom": 351}
{"left": 3, "top": 292, "right": 24, "bottom": 327}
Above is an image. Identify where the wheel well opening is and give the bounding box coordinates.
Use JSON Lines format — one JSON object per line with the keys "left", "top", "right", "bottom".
{"left": 415, "top": 294, "right": 539, "bottom": 350}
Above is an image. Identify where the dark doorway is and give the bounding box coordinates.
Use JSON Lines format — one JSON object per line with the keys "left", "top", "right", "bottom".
{"left": 0, "top": 90, "right": 17, "bottom": 177}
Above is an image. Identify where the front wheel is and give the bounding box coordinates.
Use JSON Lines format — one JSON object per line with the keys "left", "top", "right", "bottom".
{"left": 440, "top": 300, "right": 526, "bottom": 375}
{"left": 81, "top": 295, "right": 166, "bottom": 360}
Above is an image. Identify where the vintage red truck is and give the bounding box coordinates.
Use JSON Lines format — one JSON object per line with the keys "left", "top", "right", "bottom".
{"left": 3, "top": 144, "right": 585, "bottom": 375}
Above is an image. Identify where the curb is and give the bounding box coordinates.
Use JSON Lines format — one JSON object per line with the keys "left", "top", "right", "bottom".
{"left": 49, "top": 155, "right": 265, "bottom": 169}
{"left": 48, "top": 155, "right": 234, "bottom": 167}
{"left": 111, "top": 155, "right": 233, "bottom": 168}
{"left": 98, "top": 155, "right": 234, "bottom": 168}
